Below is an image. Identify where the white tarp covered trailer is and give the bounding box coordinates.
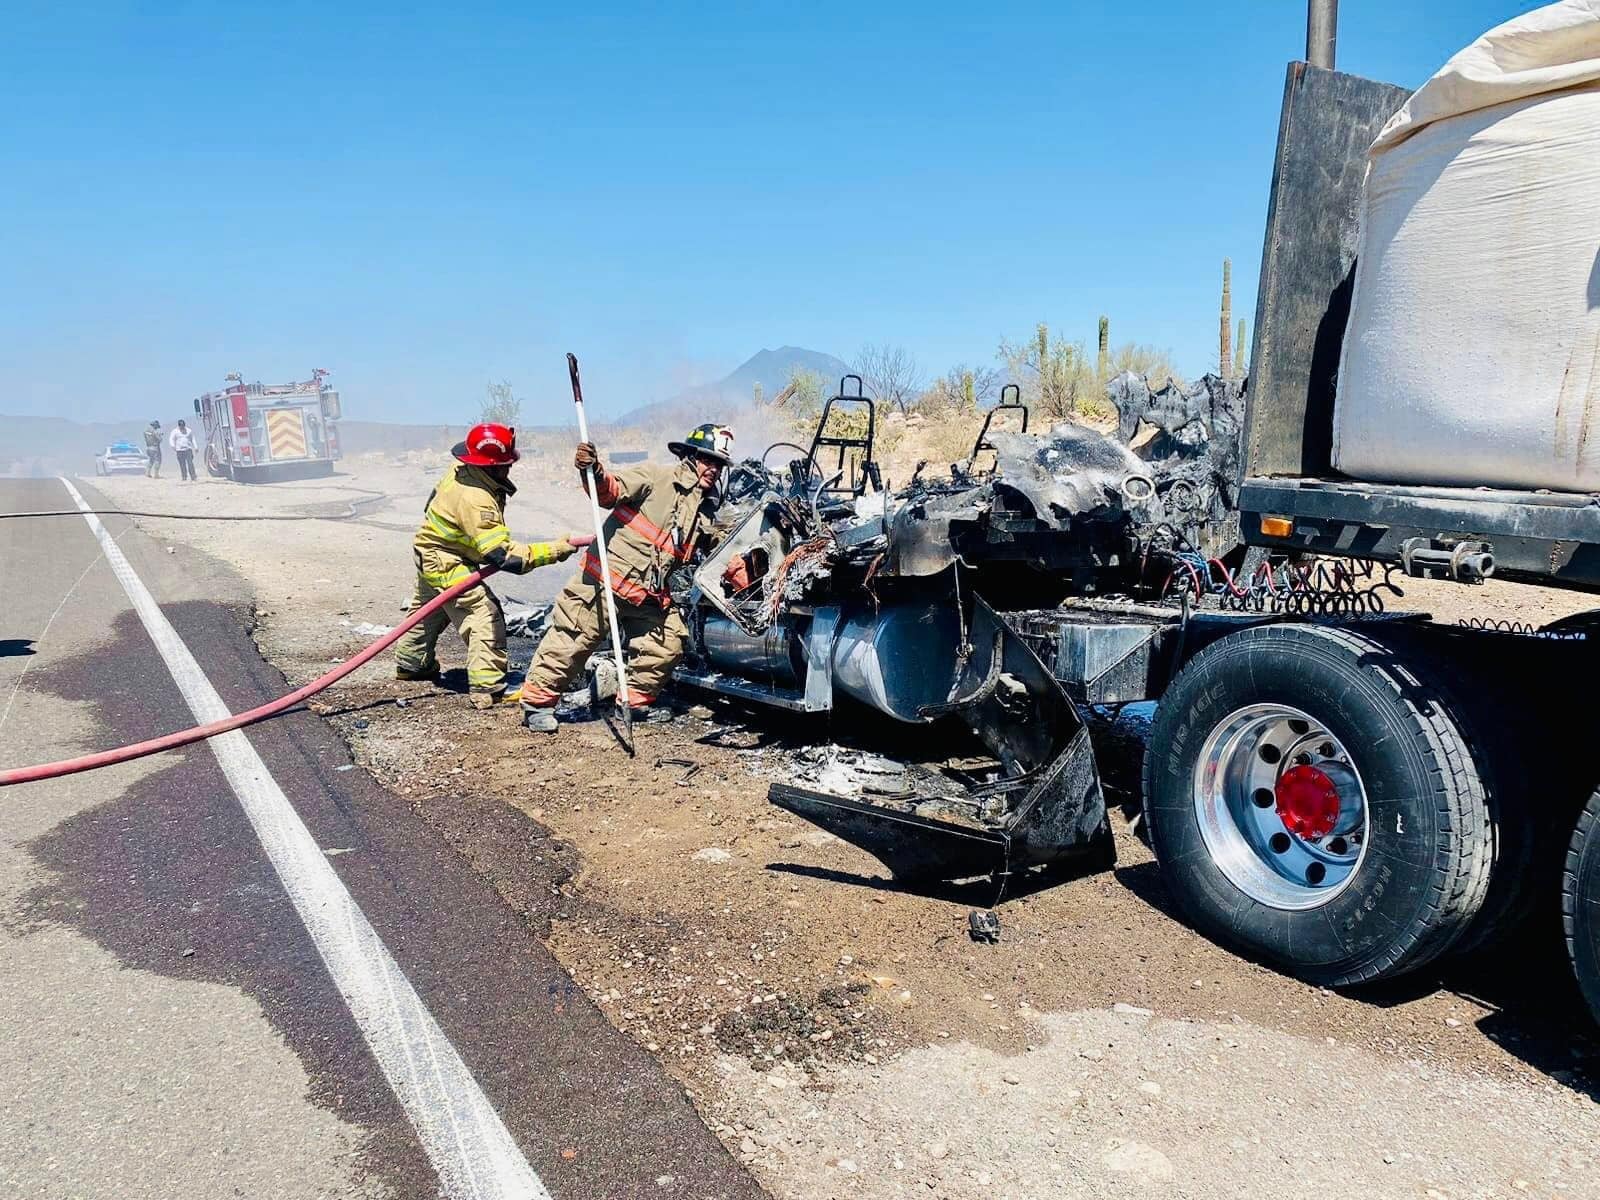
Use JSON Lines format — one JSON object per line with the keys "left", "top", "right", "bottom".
{"left": 1332, "top": 0, "right": 1600, "bottom": 493}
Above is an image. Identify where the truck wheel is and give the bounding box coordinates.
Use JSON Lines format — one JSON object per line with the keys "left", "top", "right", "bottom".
{"left": 1143, "top": 623, "right": 1493, "bottom": 986}
{"left": 1563, "top": 788, "right": 1600, "bottom": 1025}
{"left": 1438, "top": 629, "right": 1585, "bottom": 956}
{"left": 205, "top": 447, "right": 230, "bottom": 479}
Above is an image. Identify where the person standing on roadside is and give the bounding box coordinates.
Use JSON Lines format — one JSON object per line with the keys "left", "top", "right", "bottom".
{"left": 142, "top": 420, "right": 162, "bottom": 478}
{"left": 169, "top": 419, "right": 198, "bottom": 481}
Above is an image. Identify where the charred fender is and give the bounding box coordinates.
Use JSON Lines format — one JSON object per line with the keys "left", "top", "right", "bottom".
{"left": 770, "top": 596, "right": 1114, "bottom": 884}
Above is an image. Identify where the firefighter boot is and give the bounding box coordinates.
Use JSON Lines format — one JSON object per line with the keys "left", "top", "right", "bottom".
{"left": 522, "top": 707, "right": 559, "bottom": 733}
{"left": 625, "top": 688, "right": 677, "bottom": 724}
{"left": 520, "top": 686, "right": 560, "bottom": 733}
{"left": 627, "top": 706, "right": 676, "bottom": 725}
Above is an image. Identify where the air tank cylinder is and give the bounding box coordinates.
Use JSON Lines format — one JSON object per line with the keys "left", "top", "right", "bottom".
{"left": 829, "top": 600, "right": 961, "bottom": 722}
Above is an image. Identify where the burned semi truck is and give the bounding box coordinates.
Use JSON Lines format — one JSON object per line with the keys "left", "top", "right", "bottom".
{"left": 675, "top": 372, "right": 1246, "bottom": 884}
{"left": 675, "top": 1, "right": 1600, "bottom": 1026}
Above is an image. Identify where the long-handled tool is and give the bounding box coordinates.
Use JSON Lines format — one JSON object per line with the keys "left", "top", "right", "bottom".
{"left": 567, "top": 352, "right": 635, "bottom": 752}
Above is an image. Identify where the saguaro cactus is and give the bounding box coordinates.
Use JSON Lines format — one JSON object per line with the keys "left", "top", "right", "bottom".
{"left": 1097, "top": 315, "right": 1110, "bottom": 381}
{"left": 1219, "top": 258, "right": 1233, "bottom": 380}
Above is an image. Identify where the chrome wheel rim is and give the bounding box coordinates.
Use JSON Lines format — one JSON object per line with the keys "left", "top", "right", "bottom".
{"left": 1191, "top": 703, "right": 1369, "bottom": 910}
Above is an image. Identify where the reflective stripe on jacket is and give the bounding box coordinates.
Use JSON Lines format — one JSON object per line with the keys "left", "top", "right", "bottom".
{"left": 412, "top": 464, "right": 564, "bottom": 587}
{"left": 585, "top": 458, "right": 716, "bottom": 606}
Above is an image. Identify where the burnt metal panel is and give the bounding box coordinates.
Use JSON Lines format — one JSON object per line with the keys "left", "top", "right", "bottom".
{"left": 673, "top": 668, "right": 822, "bottom": 712}
{"left": 766, "top": 597, "right": 1114, "bottom": 883}
{"left": 1008, "top": 610, "right": 1175, "bottom": 705}
{"left": 1244, "top": 63, "right": 1410, "bottom": 479}
{"left": 1008, "top": 606, "right": 1285, "bottom": 704}
{"left": 769, "top": 784, "right": 1010, "bottom": 882}
{"left": 1053, "top": 621, "right": 1168, "bottom": 705}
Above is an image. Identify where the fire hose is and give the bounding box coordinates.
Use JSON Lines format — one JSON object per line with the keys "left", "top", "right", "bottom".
{"left": 3, "top": 561, "right": 532, "bottom": 788}
{"left": 0, "top": 486, "right": 391, "bottom": 524}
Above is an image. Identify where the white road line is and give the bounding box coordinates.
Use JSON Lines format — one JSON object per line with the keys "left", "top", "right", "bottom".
{"left": 59, "top": 479, "right": 550, "bottom": 1200}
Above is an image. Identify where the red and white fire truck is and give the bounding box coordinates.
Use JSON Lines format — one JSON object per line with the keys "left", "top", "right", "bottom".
{"left": 193, "top": 369, "right": 343, "bottom": 482}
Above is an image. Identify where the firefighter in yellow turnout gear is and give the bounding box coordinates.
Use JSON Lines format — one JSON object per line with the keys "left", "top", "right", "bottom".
{"left": 519, "top": 423, "right": 734, "bottom": 732}
{"left": 394, "top": 423, "right": 581, "bottom": 706}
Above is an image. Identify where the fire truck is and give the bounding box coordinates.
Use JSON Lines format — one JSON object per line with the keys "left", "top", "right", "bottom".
{"left": 193, "top": 369, "right": 343, "bottom": 482}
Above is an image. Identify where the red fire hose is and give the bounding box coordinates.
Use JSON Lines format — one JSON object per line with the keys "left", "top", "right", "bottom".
{"left": 3, "top": 566, "right": 502, "bottom": 788}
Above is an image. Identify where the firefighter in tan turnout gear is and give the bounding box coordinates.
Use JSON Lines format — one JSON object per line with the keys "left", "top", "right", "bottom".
{"left": 519, "top": 423, "right": 734, "bottom": 732}
{"left": 394, "top": 422, "right": 581, "bottom": 706}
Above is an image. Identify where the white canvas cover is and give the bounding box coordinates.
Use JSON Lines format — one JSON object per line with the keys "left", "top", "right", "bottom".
{"left": 1332, "top": 0, "right": 1600, "bottom": 492}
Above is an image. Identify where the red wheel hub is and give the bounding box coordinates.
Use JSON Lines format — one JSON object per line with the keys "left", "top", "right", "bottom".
{"left": 1275, "top": 764, "right": 1341, "bottom": 839}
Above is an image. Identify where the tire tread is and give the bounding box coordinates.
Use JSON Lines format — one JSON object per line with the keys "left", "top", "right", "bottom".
{"left": 1144, "top": 622, "right": 1493, "bottom": 986}
{"left": 1562, "top": 787, "right": 1600, "bottom": 1024}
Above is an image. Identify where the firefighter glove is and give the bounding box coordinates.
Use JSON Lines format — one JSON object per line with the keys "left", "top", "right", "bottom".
{"left": 574, "top": 442, "right": 600, "bottom": 472}
{"left": 723, "top": 554, "right": 754, "bottom": 593}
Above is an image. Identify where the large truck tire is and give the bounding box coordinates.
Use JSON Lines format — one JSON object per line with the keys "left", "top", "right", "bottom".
{"left": 1143, "top": 623, "right": 1495, "bottom": 987}
{"left": 1563, "top": 788, "right": 1600, "bottom": 1026}
{"left": 1440, "top": 629, "right": 1587, "bottom": 956}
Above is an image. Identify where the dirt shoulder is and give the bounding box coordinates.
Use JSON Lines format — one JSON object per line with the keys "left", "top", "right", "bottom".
{"left": 92, "top": 459, "right": 1600, "bottom": 1200}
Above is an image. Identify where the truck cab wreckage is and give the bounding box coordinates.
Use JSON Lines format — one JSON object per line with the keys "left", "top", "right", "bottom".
{"left": 675, "top": 371, "right": 1246, "bottom": 887}
{"left": 664, "top": 0, "right": 1600, "bottom": 1026}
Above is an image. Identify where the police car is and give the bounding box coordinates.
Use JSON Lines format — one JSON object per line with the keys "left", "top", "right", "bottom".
{"left": 95, "top": 441, "right": 147, "bottom": 475}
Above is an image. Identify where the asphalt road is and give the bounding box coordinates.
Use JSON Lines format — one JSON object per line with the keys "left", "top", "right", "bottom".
{"left": 0, "top": 477, "right": 763, "bottom": 1200}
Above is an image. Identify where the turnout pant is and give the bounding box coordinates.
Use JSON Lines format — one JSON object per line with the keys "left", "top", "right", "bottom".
{"left": 176, "top": 449, "right": 196, "bottom": 480}
{"left": 392, "top": 573, "right": 508, "bottom": 694}
{"left": 520, "top": 572, "right": 687, "bottom": 705}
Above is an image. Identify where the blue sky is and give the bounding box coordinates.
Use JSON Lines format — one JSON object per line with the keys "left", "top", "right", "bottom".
{"left": 0, "top": 1, "right": 1539, "bottom": 425}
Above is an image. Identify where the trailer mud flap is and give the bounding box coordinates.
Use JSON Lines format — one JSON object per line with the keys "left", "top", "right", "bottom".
{"left": 768, "top": 596, "right": 1114, "bottom": 884}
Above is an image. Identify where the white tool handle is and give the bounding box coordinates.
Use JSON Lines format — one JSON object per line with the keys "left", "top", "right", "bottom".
{"left": 573, "top": 382, "right": 633, "bottom": 723}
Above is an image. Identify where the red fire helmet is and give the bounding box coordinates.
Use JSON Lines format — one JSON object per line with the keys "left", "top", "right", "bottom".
{"left": 453, "top": 422, "right": 520, "bottom": 467}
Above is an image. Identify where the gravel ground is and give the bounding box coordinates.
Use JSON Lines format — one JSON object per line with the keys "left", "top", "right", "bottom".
{"left": 90, "top": 458, "right": 1600, "bottom": 1200}
{"left": 715, "top": 1007, "right": 1597, "bottom": 1200}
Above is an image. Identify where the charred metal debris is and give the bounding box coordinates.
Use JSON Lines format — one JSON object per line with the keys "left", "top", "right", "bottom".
{"left": 671, "top": 372, "right": 1250, "bottom": 890}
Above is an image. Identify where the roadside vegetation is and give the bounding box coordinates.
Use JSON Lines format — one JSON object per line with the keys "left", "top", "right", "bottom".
{"left": 479, "top": 379, "right": 524, "bottom": 426}
{"left": 462, "top": 261, "right": 1238, "bottom": 489}
{"left": 765, "top": 317, "right": 1185, "bottom": 486}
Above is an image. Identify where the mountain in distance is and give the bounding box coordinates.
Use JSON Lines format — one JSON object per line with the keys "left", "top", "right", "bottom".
{"left": 713, "top": 346, "right": 851, "bottom": 403}
{"left": 613, "top": 346, "right": 849, "bottom": 426}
